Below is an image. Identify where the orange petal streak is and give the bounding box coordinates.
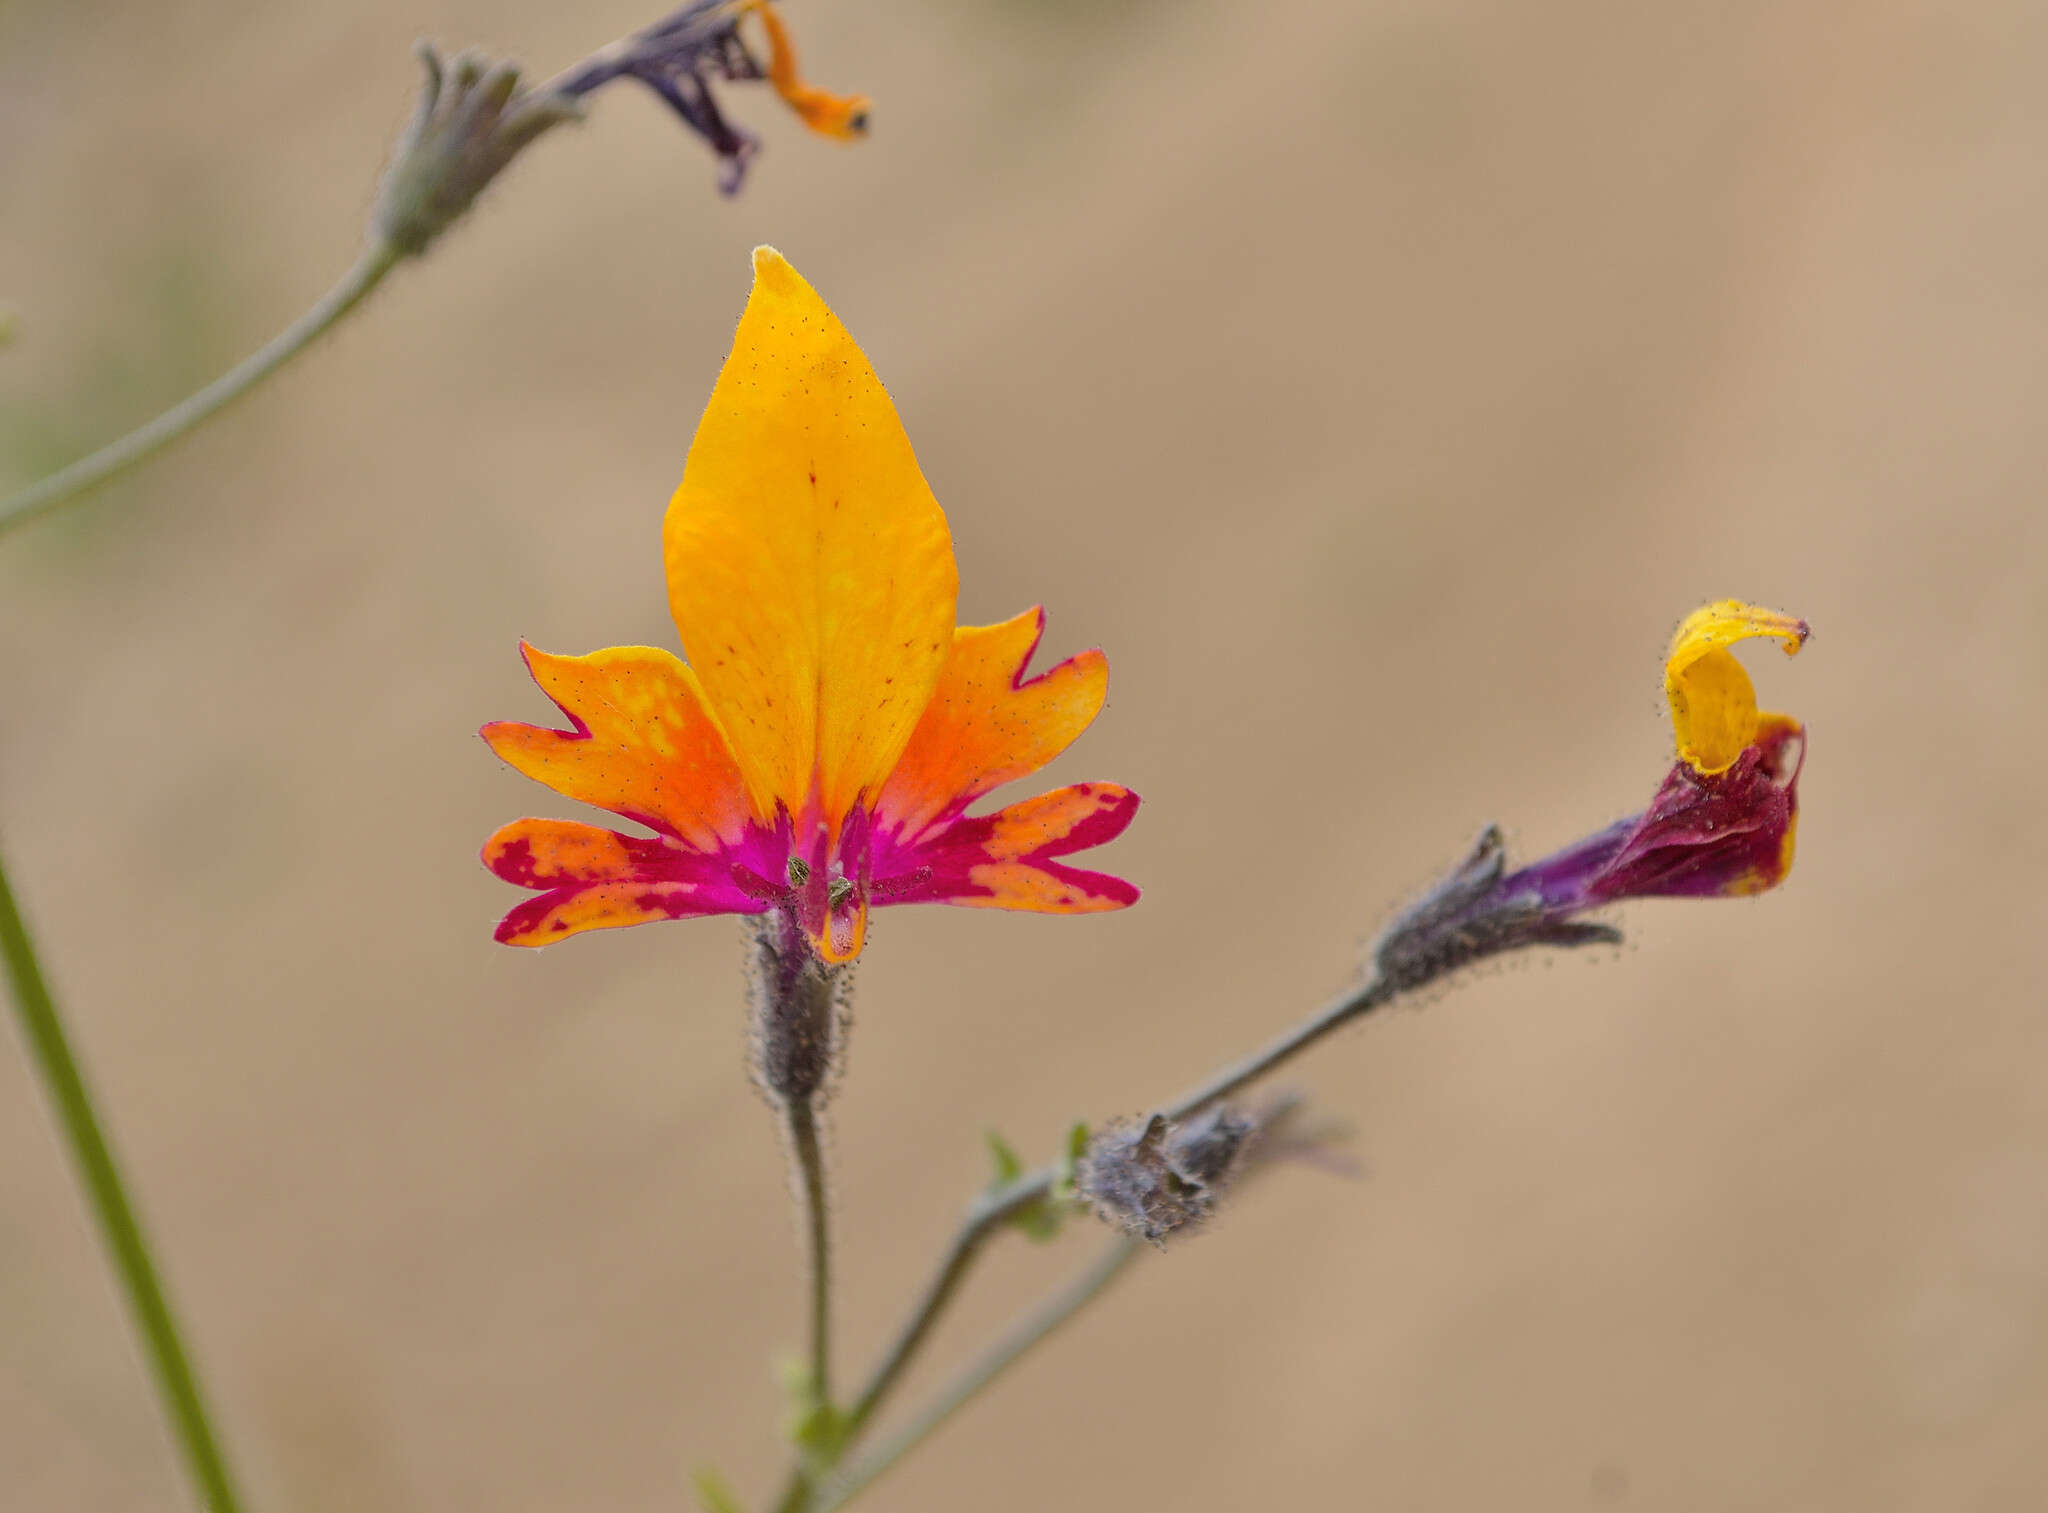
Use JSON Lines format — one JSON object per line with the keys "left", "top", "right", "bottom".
{"left": 874, "top": 608, "right": 1109, "bottom": 845}
{"left": 664, "top": 248, "right": 957, "bottom": 830}
{"left": 481, "top": 643, "right": 750, "bottom": 851}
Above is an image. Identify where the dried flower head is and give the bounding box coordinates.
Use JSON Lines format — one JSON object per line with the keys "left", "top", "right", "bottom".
{"left": 556, "top": 0, "right": 871, "bottom": 195}
{"left": 378, "top": 1, "right": 871, "bottom": 246}
{"left": 481, "top": 250, "right": 1139, "bottom": 965}
{"left": 1078, "top": 1105, "right": 1260, "bottom": 1246}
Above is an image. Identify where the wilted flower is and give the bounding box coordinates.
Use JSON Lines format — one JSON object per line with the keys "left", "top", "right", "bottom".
{"left": 378, "top": 0, "right": 871, "bottom": 245}
{"left": 481, "top": 249, "right": 1139, "bottom": 964}
{"left": 1376, "top": 600, "right": 1809, "bottom": 988}
{"left": 557, "top": 0, "right": 871, "bottom": 195}
{"left": 1078, "top": 1106, "right": 1261, "bottom": 1245}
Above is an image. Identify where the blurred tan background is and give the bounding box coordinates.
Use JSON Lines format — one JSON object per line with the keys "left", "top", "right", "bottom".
{"left": 3, "top": 0, "right": 2045, "bottom": 1508}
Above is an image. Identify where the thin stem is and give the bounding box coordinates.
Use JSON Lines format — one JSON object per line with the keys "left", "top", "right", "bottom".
{"left": 1159, "top": 969, "right": 1396, "bottom": 1118}
{"left": 0, "top": 836, "right": 246, "bottom": 1513}
{"left": 838, "top": 1196, "right": 1004, "bottom": 1443}
{"left": 762, "top": 969, "right": 1399, "bottom": 1511}
{"left": 815, "top": 1237, "right": 1142, "bottom": 1513}
{"left": 842, "top": 970, "right": 1394, "bottom": 1440}
{"left": 0, "top": 239, "right": 403, "bottom": 539}
{"left": 784, "top": 1096, "right": 834, "bottom": 1405}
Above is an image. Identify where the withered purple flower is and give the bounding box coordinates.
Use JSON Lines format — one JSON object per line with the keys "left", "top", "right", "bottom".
{"left": 378, "top": 1, "right": 871, "bottom": 253}
{"left": 556, "top": 0, "right": 870, "bottom": 195}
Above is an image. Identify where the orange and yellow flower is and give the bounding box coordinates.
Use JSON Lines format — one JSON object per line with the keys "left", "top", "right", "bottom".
{"left": 480, "top": 249, "right": 1139, "bottom": 962}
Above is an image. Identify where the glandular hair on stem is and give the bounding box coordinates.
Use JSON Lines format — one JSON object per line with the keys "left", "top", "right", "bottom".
{"left": 746, "top": 911, "right": 853, "bottom": 1109}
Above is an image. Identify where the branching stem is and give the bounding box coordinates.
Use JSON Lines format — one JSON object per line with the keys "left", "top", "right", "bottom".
{"left": 859, "top": 972, "right": 1391, "bottom": 1424}
{"left": 771, "top": 969, "right": 1397, "bottom": 1507}
{"left": 815, "top": 1237, "right": 1142, "bottom": 1513}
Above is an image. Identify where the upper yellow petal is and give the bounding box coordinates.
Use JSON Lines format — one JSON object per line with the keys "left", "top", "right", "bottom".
{"left": 1664, "top": 600, "right": 1809, "bottom": 775}
{"left": 664, "top": 248, "right": 958, "bottom": 827}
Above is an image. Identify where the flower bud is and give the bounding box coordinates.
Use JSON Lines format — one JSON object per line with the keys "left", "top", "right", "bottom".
{"left": 374, "top": 46, "right": 585, "bottom": 257}
{"left": 1374, "top": 825, "right": 1621, "bottom": 993}
{"left": 1078, "top": 1104, "right": 1259, "bottom": 1246}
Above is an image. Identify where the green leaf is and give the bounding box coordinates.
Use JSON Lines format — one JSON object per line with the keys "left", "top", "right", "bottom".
{"left": 986, "top": 1126, "right": 1081, "bottom": 1243}
{"left": 691, "top": 1467, "right": 745, "bottom": 1513}
{"left": 780, "top": 1356, "right": 851, "bottom": 1474}
{"left": 791, "top": 1398, "right": 852, "bottom": 1474}
{"left": 1053, "top": 1121, "right": 1090, "bottom": 1202}
{"left": 1013, "top": 1202, "right": 1062, "bottom": 1243}
{"left": 984, "top": 1128, "right": 1025, "bottom": 1184}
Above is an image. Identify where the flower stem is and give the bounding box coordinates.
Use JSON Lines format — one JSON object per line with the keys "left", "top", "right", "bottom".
{"left": 785, "top": 1094, "right": 834, "bottom": 1406}
{"left": 849, "top": 971, "right": 1394, "bottom": 1434}
{"left": 837, "top": 1179, "right": 1031, "bottom": 1443}
{"left": 0, "top": 238, "right": 403, "bottom": 539}
{"left": 764, "top": 968, "right": 1399, "bottom": 1510}
{"left": 0, "top": 836, "right": 246, "bottom": 1513}
{"left": 1160, "top": 968, "right": 1396, "bottom": 1115}
{"left": 815, "top": 1237, "right": 1141, "bottom": 1513}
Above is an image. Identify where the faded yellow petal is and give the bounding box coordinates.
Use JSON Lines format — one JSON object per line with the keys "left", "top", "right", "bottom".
{"left": 664, "top": 248, "right": 958, "bottom": 827}
{"left": 1665, "top": 600, "right": 1809, "bottom": 775}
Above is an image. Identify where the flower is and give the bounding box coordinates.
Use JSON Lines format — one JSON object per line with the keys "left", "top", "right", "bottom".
{"left": 481, "top": 248, "right": 1139, "bottom": 963}
{"left": 379, "top": 2, "right": 872, "bottom": 239}
{"left": 558, "top": 0, "right": 871, "bottom": 195}
{"left": 1374, "top": 600, "right": 1809, "bottom": 988}
{"left": 1516, "top": 599, "right": 1810, "bottom": 908}
{"left": 1663, "top": 599, "right": 1808, "bottom": 777}
{"left": 1508, "top": 708, "right": 1805, "bottom": 908}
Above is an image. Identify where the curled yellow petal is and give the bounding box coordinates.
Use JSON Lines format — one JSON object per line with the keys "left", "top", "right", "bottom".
{"left": 1665, "top": 600, "right": 1809, "bottom": 775}
{"left": 665, "top": 248, "right": 958, "bottom": 828}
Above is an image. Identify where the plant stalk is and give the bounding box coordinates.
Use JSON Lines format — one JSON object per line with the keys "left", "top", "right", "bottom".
{"left": 815, "top": 1237, "right": 1141, "bottom": 1513}
{"left": 785, "top": 1095, "right": 834, "bottom": 1406}
{"left": 767, "top": 969, "right": 1397, "bottom": 1509}
{"left": 0, "top": 835, "right": 247, "bottom": 1513}
{"left": 852, "top": 971, "right": 1392, "bottom": 1430}
{"left": 0, "top": 239, "right": 402, "bottom": 538}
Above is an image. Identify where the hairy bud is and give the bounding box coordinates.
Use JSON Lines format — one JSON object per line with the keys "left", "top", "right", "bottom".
{"left": 374, "top": 46, "right": 585, "bottom": 257}
{"left": 1078, "top": 1104, "right": 1260, "bottom": 1246}
{"left": 1374, "top": 824, "right": 1622, "bottom": 993}
{"left": 745, "top": 909, "right": 852, "bottom": 1108}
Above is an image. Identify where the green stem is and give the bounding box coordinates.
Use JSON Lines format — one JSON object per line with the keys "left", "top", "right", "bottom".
{"left": 786, "top": 1096, "right": 834, "bottom": 1406}
{"left": 0, "top": 238, "right": 403, "bottom": 539}
{"left": 814, "top": 1237, "right": 1142, "bottom": 1513}
{"left": 0, "top": 835, "right": 246, "bottom": 1513}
